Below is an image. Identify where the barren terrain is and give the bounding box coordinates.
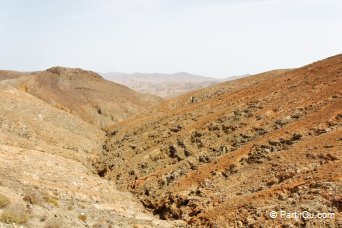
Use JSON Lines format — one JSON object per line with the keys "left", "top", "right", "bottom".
{"left": 0, "top": 144, "right": 173, "bottom": 227}
{"left": 0, "top": 72, "right": 173, "bottom": 227}
{"left": 0, "top": 67, "right": 161, "bottom": 128}
{"left": 0, "top": 55, "right": 340, "bottom": 227}
{"left": 95, "top": 55, "right": 342, "bottom": 227}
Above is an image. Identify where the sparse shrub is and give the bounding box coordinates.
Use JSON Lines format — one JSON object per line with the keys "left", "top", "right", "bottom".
{"left": 66, "top": 200, "right": 75, "bottom": 211}
{"left": 78, "top": 213, "right": 87, "bottom": 222}
{"left": 44, "top": 196, "right": 59, "bottom": 207}
{"left": 0, "top": 194, "right": 10, "bottom": 208}
{"left": 0, "top": 205, "right": 29, "bottom": 224}
{"left": 23, "top": 189, "right": 43, "bottom": 205}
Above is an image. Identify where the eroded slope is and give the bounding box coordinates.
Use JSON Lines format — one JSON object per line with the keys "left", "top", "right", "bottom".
{"left": 0, "top": 84, "right": 105, "bottom": 161}
{"left": 95, "top": 55, "right": 342, "bottom": 227}
{"left": 0, "top": 144, "right": 174, "bottom": 227}
{"left": 0, "top": 82, "right": 174, "bottom": 227}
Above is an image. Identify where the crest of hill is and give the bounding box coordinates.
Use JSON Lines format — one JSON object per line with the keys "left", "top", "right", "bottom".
{"left": 95, "top": 54, "right": 342, "bottom": 227}
{"left": 0, "top": 70, "right": 30, "bottom": 81}
{"left": 0, "top": 66, "right": 162, "bottom": 128}
{"left": 46, "top": 66, "right": 104, "bottom": 81}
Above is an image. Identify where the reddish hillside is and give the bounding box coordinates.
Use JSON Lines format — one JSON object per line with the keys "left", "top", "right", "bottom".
{"left": 0, "top": 67, "right": 162, "bottom": 128}
{"left": 94, "top": 55, "right": 342, "bottom": 227}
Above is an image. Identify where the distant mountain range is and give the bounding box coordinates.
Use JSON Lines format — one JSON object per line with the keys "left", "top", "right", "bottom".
{"left": 101, "top": 72, "right": 239, "bottom": 97}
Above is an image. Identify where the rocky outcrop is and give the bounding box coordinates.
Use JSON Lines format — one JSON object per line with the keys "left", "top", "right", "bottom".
{"left": 95, "top": 55, "right": 342, "bottom": 227}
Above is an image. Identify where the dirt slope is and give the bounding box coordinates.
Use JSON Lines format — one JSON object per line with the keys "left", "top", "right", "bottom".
{"left": 0, "top": 84, "right": 105, "bottom": 161}
{"left": 0, "top": 145, "right": 174, "bottom": 227}
{"left": 95, "top": 55, "right": 342, "bottom": 227}
{"left": 0, "top": 67, "right": 162, "bottom": 128}
{"left": 0, "top": 85, "right": 175, "bottom": 227}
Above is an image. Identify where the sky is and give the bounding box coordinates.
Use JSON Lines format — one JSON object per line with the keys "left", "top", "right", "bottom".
{"left": 0, "top": 0, "right": 341, "bottom": 78}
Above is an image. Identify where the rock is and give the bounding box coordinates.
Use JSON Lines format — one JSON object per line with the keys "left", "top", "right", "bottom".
{"left": 323, "top": 144, "right": 334, "bottom": 148}
{"left": 140, "top": 162, "right": 148, "bottom": 169}
{"left": 291, "top": 133, "right": 302, "bottom": 141}
{"left": 199, "top": 155, "right": 211, "bottom": 163}
{"left": 168, "top": 145, "right": 177, "bottom": 158}
{"left": 268, "top": 140, "right": 280, "bottom": 146}
{"left": 318, "top": 153, "right": 338, "bottom": 161}
{"left": 267, "top": 177, "right": 279, "bottom": 186}
{"left": 236, "top": 220, "right": 244, "bottom": 228}
{"left": 221, "top": 146, "right": 228, "bottom": 153}
{"left": 184, "top": 149, "right": 192, "bottom": 157}
{"left": 290, "top": 112, "right": 301, "bottom": 119}
{"left": 313, "top": 128, "right": 327, "bottom": 135}
{"left": 275, "top": 117, "right": 291, "bottom": 127}
{"left": 170, "top": 125, "right": 182, "bottom": 133}
{"left": 208, "top": 123, "right": 220, "bottom": 131}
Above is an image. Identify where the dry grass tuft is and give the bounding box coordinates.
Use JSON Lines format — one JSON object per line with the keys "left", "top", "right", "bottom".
{"left": 0, "top": 204, "right": 29, "bottom": 224}
{"left": 23, "top": 189, "right": 44, "bottom": 205}
{"left": 0, "top": 194, "right": 10, "bottom": 208}
{"left": 44, "top": 196, "right": 59, "bottom": 207}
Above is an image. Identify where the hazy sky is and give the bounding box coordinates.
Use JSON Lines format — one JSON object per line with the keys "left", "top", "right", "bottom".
{"left": 0, "top": 0, "right": 341, "bottom": 78}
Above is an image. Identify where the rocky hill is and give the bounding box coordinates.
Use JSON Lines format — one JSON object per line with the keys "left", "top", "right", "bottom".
{"left": 94, "top": 55, "right": 342, "bottom": 227}
{"left": 0, "top": 70, "right": 29, "bottom": 81}
{"left": 0, "top": 84, "right": 105, "bottom": 161}
{"left": 0, "top": 76, "right": 173, "bottom": 227}
{"left": 0, "top": 67, "right": 162, "bottom": 128}
{"left": 101, "top": 72, "right": 221, "bottom": 97}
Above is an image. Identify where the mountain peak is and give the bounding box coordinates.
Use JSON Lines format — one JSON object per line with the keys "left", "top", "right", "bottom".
{"left": 46, "top": 66, "right": 103, "bottom": 81}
